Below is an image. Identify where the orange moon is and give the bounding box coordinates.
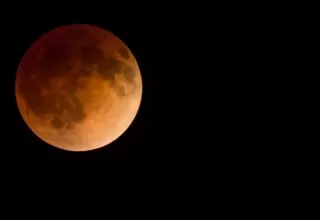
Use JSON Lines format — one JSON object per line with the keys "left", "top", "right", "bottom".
{"left": 15, "top": 24, "right": 142, "bottom": 151}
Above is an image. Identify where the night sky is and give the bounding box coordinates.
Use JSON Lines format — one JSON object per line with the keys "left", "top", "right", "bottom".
{"left": 1, "top": 14, "right": 164, "bottom": 219}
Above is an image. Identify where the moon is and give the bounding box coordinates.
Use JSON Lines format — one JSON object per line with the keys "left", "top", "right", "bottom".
{"left": 15, "top": 24, "right": 143, "bottom": 151}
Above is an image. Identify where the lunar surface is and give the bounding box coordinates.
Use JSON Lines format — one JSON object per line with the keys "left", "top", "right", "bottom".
{"left": 15, "top": 24, "right": 142, "bottom": 151}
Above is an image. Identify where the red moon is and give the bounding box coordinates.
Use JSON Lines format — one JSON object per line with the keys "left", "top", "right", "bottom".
{"left": 15, "top": 24, "right": 143, "bottom": 151}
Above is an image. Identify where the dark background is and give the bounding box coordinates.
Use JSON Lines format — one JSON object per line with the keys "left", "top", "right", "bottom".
{"left": 1, "top": 12, "right": 165, "bottom": 219}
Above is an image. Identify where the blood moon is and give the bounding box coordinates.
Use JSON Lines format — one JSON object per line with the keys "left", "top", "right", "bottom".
{"left": 15, "top": 24, "right": 142, "bottom": 151}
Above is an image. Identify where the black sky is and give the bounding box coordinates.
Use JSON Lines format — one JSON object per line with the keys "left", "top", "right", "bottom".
{"left": 1, "top": 13, "right": 166, "bottom": 219}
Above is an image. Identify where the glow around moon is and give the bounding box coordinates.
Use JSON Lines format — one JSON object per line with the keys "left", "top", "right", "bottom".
{"left": 15, "top": 24, "right": 142, "bottom": 151}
